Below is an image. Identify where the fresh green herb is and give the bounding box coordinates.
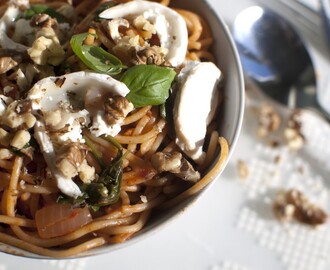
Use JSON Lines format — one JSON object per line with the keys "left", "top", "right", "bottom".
{"left": 121, "top": 65, "right": 176, "bottom": 107}
{"left": 70, "top": 33, "right": 126, "bottom": 75}
{"left": 83, "top": 134, "right": 106, "bottom": 168}
{"left": 101, "top": 134, "right": 122, "bottom": 150}
{"left": 20, "top": 5, "right": 68, "bottom": 23}
{"left": 59, "top": 136, "right": 124, "bottom": 211}
{"left": 83, "top": 136, "right": 123, "bottom": 208}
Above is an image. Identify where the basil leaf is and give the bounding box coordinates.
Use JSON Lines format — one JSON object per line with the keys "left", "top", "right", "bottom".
{"left": 121, "top": 65, "right": 176, "bottom": 107}
{"left": 70, "top": 33, "right": 125, "bottom": 75}
{"left": 21, "top": 5, "right": 68, "bottom": 23}
{"left": 83, "top": 134, "right": 106, "bottom": 168}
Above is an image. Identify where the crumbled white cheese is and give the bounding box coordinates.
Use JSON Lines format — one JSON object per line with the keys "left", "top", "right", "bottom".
{"left": 90, "top": 112, "right": 121, "bottom": 137}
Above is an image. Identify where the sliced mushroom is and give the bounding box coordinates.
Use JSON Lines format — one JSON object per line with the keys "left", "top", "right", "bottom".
{"left": 151, "top": 151, "right": 200, "bottom": 182}
{"left": 103, "top": 95, "right": 134, "bottom": 126}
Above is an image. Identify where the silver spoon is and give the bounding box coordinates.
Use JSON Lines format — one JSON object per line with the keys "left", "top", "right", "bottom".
{"left": 232, "top": 5, "right": 330, "bottom": 120}
{"left": 320, "top": 0, "right": 330, "bottom": 52}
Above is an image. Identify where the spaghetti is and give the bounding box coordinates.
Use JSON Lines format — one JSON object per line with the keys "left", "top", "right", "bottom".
{"left": 0, "top": 0, "right": 229, "bottom": 257}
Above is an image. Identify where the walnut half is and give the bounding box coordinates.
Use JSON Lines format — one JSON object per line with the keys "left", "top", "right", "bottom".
{"left": 103, "top": 96, "right": 134, "bottom": 126}
{"left": 273, "top": 189, "right": 328, "bottom": 226}
{"left": 151, "top": 151, "right": 200, "bottom": 182}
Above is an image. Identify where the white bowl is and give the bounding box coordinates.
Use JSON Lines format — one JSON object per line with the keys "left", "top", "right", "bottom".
{"left": 0, "top": 0, "right": 244, "bottom": 259}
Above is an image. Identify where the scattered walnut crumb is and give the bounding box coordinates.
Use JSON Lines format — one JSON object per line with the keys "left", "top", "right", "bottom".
{"left": 284, "top": 111, "right": 305, "bottom": 150}
{"left": 237, "top": 159, "right": 249, "bottom": 179}
{"left": 297, "top": 166, "right": 304, "bottom": 175}
{"left": 269, "top": 140, "right": 281, "bottom": 148}
{"left": 273, "top": 155, "right": 281, "bottom": 164}
{"left": 257, "top": 103, "right": 281, "bottom": 138}
{"left": 273, "top": 189, "right": 328, "bottom": 226}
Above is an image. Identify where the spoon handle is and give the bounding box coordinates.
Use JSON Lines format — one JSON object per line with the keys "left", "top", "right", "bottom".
{"left": 320, "top": 0, "right": 330, "bottom": 53}
{"left": 294, "top": 83, "right": 330, "bottom": 122}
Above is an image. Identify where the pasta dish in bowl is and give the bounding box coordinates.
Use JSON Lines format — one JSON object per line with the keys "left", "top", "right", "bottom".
{"left": 0, "top": 0, "right": 244, "bottom": 258}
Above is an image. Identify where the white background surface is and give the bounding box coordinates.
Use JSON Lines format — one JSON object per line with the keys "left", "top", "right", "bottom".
{"left": 1, "top": 0, "right": 330, "bottom": 269}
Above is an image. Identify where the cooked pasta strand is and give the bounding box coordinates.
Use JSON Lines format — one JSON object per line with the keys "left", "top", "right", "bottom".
{"left": 160, "top": 137, "right": 229, "bottom": 209}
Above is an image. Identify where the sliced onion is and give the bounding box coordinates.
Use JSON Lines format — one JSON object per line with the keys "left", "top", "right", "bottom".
{"left": 35, "top": 204, "right": 92, "bottom": 239}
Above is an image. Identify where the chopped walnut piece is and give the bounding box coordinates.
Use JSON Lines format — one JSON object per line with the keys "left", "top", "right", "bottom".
{"left": 273, "top": 189, "right": 328, "bottom": 226}
{"left": 104, "top": 96, "right": 134, "bottom": 126}
{"left": 30, "top": 13, "right": 56, "bottom": 28}
{"left": 28, "top": 26, "right": 65, "bottom": 66}
{"left": 284, "top": 111, "right": 305, "bottom": 150}
{"left": 0, "top": 57, "right": 18, "bottom": 74}
{"left": 55, "top": 143, "right": 89, "bottom": 179}
{"left": 78, "top": 159, "right": 96, "bottom": 183}
{"left": 237, "top": 159, "right": 249, "bottom": 179}
{"left": 43, "top": 109, "right": 62, "bottom": 128}
{"left": 131, "top": 46, "right": 170, "bottom": 66}
{"left": 55, "top": 77, "right": 66, "bottom": 88}
{"left": 151, "top": 151, "right": 200, "bottom": 182}
{"left": 0, "top": 148, "right": 13, "bottom": 159}
{"left": 257, "top": 103, "right": 281, "bottom": 138}
{"left": 10, "top": 130, "right": 31, "bottom": 150}
{"left": 0, "top": 101, "right": 36, "bottom": 129}
{"left": 133, "top": 15, "right": 156, "bottom": 40}
{"left": 15, "top": 100, "right": 32, "bottom": 114}
{"left": 0, "top": 128, "right": 11, "bottom": 147}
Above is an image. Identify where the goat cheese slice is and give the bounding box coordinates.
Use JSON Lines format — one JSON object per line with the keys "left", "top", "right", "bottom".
{"left": 173, "top": 61, "right": 221, "bottom": 164}
{"left": 99, "top": 0, "right": 188, "bottom": 67}
{"left": 27, "top": 71, "right": 131, "bottom": 198}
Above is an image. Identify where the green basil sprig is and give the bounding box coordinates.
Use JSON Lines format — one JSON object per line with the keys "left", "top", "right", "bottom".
{"left": 58, "top": 135, "right": 123, "bottom": 211}
{"left": 20, "top": 5, "right": 68, "bottom": 23}
{"left": 121, "top": 65, "right": 176, "bottom": 107}
{"left": 70, "top": 33, "right": 126, "bottom": 75}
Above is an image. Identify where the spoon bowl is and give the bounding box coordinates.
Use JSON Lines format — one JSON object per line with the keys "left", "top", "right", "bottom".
{"left": 233, "top": 6, "right": 330, "bottom": 119}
